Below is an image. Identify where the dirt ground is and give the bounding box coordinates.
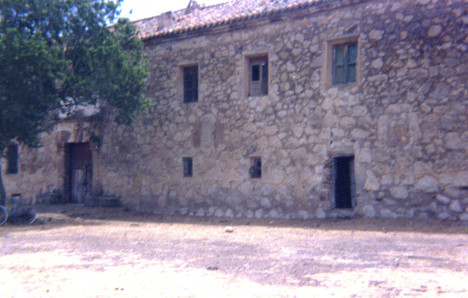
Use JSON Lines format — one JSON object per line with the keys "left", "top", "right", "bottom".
{"left": 0, "top": 204, "right": 467, "bottom": 297}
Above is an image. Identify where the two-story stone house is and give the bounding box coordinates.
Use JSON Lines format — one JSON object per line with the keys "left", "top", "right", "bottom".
{"left": 2, "top": 0, "right": 467, "bottom": 220}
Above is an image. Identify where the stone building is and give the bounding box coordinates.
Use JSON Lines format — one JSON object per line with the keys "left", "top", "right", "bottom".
{"left": 2, "top": 0, "right": 467, "bottom": 220}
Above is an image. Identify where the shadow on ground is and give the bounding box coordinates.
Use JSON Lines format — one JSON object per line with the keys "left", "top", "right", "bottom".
{"left": 27, "top": 203, "right": 468, "bottom": 235}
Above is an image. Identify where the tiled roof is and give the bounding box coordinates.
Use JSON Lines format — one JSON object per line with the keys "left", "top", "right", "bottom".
{"left": 134, "top": 0, "right": 329, "bottom": 40}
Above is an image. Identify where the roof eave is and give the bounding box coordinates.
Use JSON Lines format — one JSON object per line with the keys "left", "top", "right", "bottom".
{"left": 139, "top": 0, "right": 327, "bottom": 42}
{"left": 140, "top": 0, "right": 371, "bottom": 44}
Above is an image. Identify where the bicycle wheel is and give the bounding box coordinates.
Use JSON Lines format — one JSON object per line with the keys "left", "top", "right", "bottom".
{"left": 0, "top": 206, "right": 8, "bottom": 226}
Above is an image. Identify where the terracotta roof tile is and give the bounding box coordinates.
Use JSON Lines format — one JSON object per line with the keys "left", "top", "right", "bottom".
{"left": 134, "top": 0, "right": 327, "bottom": 40}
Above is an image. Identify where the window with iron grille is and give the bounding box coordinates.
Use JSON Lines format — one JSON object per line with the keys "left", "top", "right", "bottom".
{"left": 248, "top": 56, "right": 268, "bottom": 96}
{"left": 249, "top": 157, "right": 262, "bottom": 179}
{"left": 332, "top": 43, "right": 357, "bottom": 84}
{"left": 183, "top": 65, "right": 198, "bottom": 103}
{"left": 6, "top": 144, "right": 18, "bottom": 174}
{"left": 183, "top": 157, "right": 193, "bottom": 177}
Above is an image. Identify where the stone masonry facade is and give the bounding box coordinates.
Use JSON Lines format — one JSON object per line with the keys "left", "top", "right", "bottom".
{"left": 2, "top": 0, "right": 468, "bottom": 220}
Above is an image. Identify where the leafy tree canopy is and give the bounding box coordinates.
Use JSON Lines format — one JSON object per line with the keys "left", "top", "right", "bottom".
{"left": 0, "top": 0, "right": 149, "bottom": 199}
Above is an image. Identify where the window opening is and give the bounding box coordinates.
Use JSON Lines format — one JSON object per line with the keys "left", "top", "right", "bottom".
{"left": 248, "top": 56, "right": 268, "bottom": 96}
{"left": 183, "top": 65, "right": 198, "bottom": 103}
{"left": 183, "top": 157, "right": 193, "bottom": 177}
{"left": 249, "top": 157, "right": 262, "bottom": 179}
{"left": 6, "top": 144, "right": 18, "bottom": 174}
{"left": 333, "top": 43, "right": 357, "bottom": 84}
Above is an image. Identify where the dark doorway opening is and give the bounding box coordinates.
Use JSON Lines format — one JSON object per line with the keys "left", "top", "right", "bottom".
{"left": 65, "top": 143, "right": 93, "bottom": 203}
{"left": 333, "top": 156, "right": 354, "bottom": 209}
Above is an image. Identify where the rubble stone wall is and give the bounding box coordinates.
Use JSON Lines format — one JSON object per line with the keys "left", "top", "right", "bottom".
{"left": 99, "top": 0, "right": 467, "bottom": 219}
{"left": 2, "top": 121, "right": 95, "bottom": 204}
{"left": 3, "top": 0, "right": 467, "bottom": 220}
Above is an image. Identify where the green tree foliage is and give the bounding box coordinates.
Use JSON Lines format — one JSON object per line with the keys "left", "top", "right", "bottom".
{"left": 0, "top": 0, "right": 149, "bottom": 199}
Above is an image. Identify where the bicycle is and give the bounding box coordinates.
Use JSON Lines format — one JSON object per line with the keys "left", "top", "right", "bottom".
{"left": 0, "top": 193, "right": 36, "bottom": 226}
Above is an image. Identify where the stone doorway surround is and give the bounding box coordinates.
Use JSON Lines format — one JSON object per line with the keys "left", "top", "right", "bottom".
{"left": 55, "top": 121, "right": 100, "bottom": 203}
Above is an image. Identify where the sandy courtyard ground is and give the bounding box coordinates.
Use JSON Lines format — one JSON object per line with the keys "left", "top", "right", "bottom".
{"left": 1, "top": 204, "right": 467, "bottom": 297}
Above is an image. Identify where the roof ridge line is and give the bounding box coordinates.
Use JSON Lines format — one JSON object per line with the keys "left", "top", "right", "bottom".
{"left": 130, "top": 1, "right": 229, "bottom": 24}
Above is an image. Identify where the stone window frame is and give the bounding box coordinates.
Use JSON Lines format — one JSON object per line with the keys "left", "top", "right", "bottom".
{"left": 323, "top": 35, "right": 360, "bottom": 88}
{"left": 6, "top": 144, "right": 19, "bottom": 174}
{"left": 244, "top": 52, "right": 269, "bottom": 98}
{"left": 179, "top": 63, "right": 199, "bottom": 103}
{"left": 249, "top": 156, "right": 262, "bottom": 179}
{"left": 183, "top": 157, "right": 193, "bottom": 178}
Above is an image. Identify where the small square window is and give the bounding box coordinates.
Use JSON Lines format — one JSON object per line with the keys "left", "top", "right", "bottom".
{"left": 183, "top": 65, "right": 198, "bottom": 103}
{"left": 183, "top": 157, "right": 193, "bottom": 177}
{"left": 332, "top": 43, "right": 357, "bottom": 85}
{"left": 249, "top": 157, "right": 262, "bottom": 179}
{"left": 248, "top": 56, "right": 268, "bottom": 96}
{"left": 6, "top": 144, "right": 18, "bottom": 174}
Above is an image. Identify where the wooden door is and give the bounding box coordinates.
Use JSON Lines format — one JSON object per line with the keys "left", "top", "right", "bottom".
{"left": 67, "top": 143, "right": 92, "bottom": 203}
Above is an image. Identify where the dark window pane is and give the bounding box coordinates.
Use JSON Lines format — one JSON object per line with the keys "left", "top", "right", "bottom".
{"left": 332, "top": 43, "right": 358, "bottom": 84}
{"left": 334, "top": 65, "right": 345, "bottom": 84}
{"left": 183, "top": 157, "right": 193, "bottom": 177}
{"left": 334, "top": 46, "right": 345, "bottom": 65}
{"left": 250, "top": 158, "right": 262, "bottom": 178}
{"left": 261, "top": 79, "right": 268, "bottom": 95}
{"left": 261, "top": 63, "right": 268, "bottom": 95}
{"left": 183, "top": 66, "right": 198, "bottom": 103}
{"left": 255, "top": 159, "right": 261, "bottom": 177}
{"left": 347, "top": 64, "right": 356, "bottom": 82}
{"left": 261, "top": 62, "right": 268, "bottom": 81}
{"left": 251, "top": 65, "right": 260, "bottom": 81}
{"left": 348, "top": 43, "right": 357, "bottom": 64}
{"left": 6, "top": 144, "right": 18, "bottom": 174}
{"left": 184, "top": 75, "right": 192, "bottom": 88}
